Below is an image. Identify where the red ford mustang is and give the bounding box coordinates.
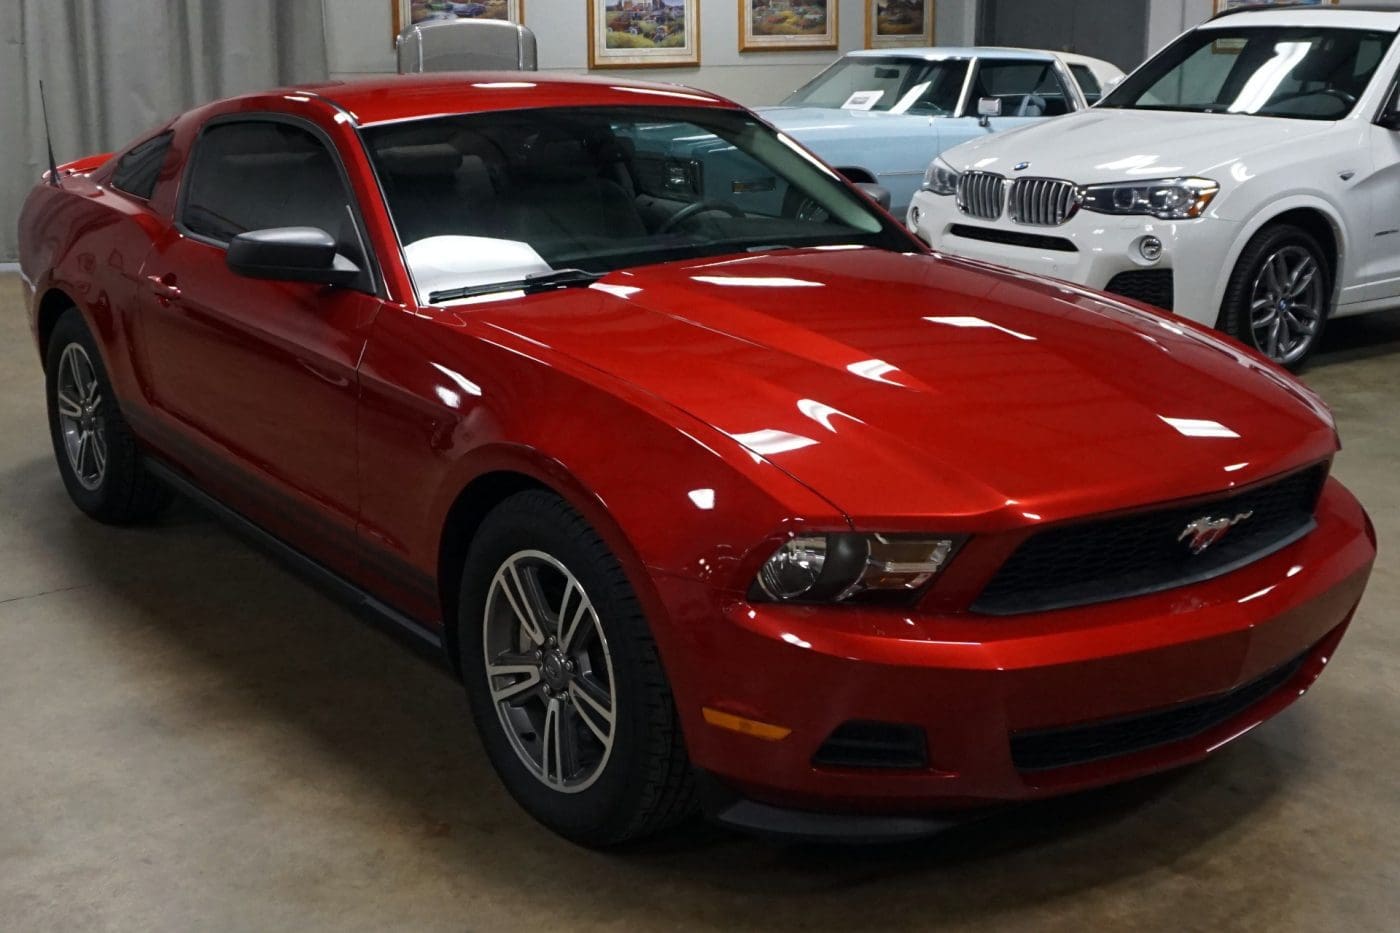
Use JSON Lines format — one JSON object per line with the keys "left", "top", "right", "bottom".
{"left": 18, "top": 74, "right": 1376, "bottom": 845}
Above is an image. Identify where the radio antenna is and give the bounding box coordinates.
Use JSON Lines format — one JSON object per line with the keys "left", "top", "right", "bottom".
{"left": 39, "top": 80, "right": 60, "bottom": 187}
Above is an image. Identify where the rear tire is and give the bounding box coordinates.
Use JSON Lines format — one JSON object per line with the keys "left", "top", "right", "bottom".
{"left": 45, "top": 308, "right": 171, "bottom": 524}
{"left": 459, "top": 489, "right": 696, "bottom": 846}
{"left": 1218, "top": 223, "right": 1330, "bottom": 370}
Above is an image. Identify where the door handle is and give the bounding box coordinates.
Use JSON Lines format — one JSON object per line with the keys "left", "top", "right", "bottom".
{"left": 145, "top": 273, "right": 181, "bottom": 302}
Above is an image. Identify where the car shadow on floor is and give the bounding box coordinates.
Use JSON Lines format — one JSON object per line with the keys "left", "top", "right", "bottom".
{"left": 1309, "top": 307, "right": 1400, "bottom": 368}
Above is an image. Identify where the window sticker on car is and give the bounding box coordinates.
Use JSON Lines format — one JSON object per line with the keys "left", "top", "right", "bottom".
{"left": 842, "top": 90, "right": 885, "bottom": 111}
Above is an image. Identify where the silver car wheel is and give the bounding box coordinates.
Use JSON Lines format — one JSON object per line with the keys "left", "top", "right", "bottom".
{"left": 483, "top": 549, "right": 617, "bottom": 794}
{"left": 1249, "top": 245, "right": 1323, "bottom": 367}
{"left": 56, "top": 343, "right": 108, "bottom": 492}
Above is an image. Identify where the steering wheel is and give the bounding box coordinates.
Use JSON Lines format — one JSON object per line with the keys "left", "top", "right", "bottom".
{"left": 659, "top": 199, "right": 747, "bottom": 234}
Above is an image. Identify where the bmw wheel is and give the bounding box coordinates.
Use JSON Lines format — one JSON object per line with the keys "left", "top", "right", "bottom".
{"left": 459, "top": 490, "right": 695, "bottom": 846}
{"left": 45, "top": 308, "right": 171, "bottom": 523}
{"left": 1219, "top": 224, "right": 1330, "bottom": 370}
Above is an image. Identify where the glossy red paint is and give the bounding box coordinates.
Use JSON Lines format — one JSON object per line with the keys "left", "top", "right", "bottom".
{"left": 17, "top": 74, "right": 1375, "bottom": 826}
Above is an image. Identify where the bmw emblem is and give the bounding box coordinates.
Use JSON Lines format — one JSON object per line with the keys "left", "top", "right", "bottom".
{"left": 1014, "top": 161, "right": 1031, "bottom": 172}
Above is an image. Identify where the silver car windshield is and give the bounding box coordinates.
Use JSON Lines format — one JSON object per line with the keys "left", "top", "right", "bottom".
{"left": 362, "top": 106, "right": 912, "bottom": 304}
{"left": 782, "top": 57, "right": 970, "bottom": 115}
{"left": 1102, "top": 26, "right": 1393, "bottom": 120}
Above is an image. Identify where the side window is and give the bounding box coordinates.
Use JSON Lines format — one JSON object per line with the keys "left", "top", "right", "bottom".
{"left": 972, "top": 60, "right": 1075, "bottom": 117}
{"left": 1070, "top": 64, "right": 1103, "bottom": 104}
{"left": 111, "top": 132, "right": 173, "bottom": 200}
{"left": 182, "top": 120, "right": 355, "bottom": 245}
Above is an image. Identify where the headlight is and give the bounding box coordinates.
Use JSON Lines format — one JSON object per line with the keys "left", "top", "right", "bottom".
{"left": 1080, "top": 177, "right": 1219, "bottom": 220}
{"left": 921, "top": 158, "right": 960, "bottom": 196}
{"left": 752, "top": 533, "right": 961, "bottom": 605}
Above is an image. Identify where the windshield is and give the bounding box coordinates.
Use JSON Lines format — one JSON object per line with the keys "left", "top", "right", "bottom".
{"left": 1102, "top": 26, "right": 1393, "bottom": 120}
{"left": 782, "top": 57, "right": 970, "bottom": 115}
{"left": 363, "top": 106, "right": 912, "bottom": 304}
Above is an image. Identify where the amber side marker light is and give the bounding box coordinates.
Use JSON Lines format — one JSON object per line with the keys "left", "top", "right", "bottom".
{"left": 702, "top": 707, "right": 792, "bottom": 741}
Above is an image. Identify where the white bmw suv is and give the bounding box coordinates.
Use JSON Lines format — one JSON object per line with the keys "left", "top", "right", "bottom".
{"left": 908, "top": 5, "right": 1400, "bottom": 368}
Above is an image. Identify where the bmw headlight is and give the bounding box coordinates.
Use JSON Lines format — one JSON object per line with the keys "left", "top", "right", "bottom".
{"left": 752, "top": 533, "right": 961, "bottom": 605}
{"left": 921, "top": 158, "right": 960, "bottom": 196}
{"left": 1080, "top": 177, "right": 1219, "bottom": 220}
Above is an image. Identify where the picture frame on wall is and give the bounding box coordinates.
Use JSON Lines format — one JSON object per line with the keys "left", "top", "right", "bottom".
{"left": 589, "top": 0, "right": 701, "bottom": 69}
{"left": 740, "top": 0, "right": 838, "bottom": 53}
{"left": 394, "top": 0, "right": 524, "bottom": 41}
{"left": 866, "top": 0, "right": 933, "bottom": 49}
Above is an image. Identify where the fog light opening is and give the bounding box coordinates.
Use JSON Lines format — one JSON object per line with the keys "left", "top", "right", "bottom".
{"left": 1139, "top": 235, "right": 1164, "bottom": 263}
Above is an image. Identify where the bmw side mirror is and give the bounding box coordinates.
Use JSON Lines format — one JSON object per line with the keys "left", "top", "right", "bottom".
{"left": 856, "top": 182, "right": 893, "bottom": 211}
{"left": 1379, "top": 86, "right": 1400, "bottom": 131}
{"left": 977, "top": 97, "right": 1002, "bottom": 128}
{"left": 226, "top": 227, "right": 363, "bottom": 287}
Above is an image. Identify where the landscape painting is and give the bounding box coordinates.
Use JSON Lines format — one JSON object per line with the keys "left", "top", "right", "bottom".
{"left": 740, "top": 0, "right": 838, "bottom": 52}
{"left": 591, "top": 0, "right": 701, "bottom": 69}
{"left": 395, "top": 0, "right": 523, "bottom": 39}
{"left": 868, "top": 0, "right": 933, "bottom": 49}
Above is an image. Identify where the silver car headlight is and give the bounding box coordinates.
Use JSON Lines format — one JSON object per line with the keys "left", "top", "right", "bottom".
{"left": 751, "top": 533, "right": 961, "bottom": 605}
{"left": 1080, "top": 177, "right": 1219, "bottom": 220}
{"left": 921, "top": 158, "right": 960, "bottom": 196}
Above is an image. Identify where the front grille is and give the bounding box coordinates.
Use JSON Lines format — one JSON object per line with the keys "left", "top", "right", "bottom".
{"left": 949, "top": 224, "right": 1077, "bottom": 253}
{"left": 957, "top": 171, "right": 1006, "bottom": 220}
{"left": 812, "top": 721, "right": 928, "bottom": 770}
{"left": 1107, "top": 269, "right": 1175, "bottom": 311}
{"left": 1010, "top": 650, "right": 1309, "bottom": 772}
{"left": 1008, "top": 177, "right": 1081, "bottom": 226}
{"left": 974, "top": 464, "right": 1328, "bottom": 616}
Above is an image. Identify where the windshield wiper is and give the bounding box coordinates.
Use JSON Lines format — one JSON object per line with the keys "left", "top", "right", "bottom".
{"left": 429, "top": 268, "right": 605, "bottom": 304}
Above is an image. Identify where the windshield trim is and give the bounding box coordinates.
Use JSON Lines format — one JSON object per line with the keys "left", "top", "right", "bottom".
{"left": 781, "top": 55, "right": 975, "bottom": 114}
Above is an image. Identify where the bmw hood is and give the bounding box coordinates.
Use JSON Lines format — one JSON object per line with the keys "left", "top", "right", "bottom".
{"left": 940, "top": 108, "right": 1336, "bottom": 185}
{"left": 469, "top": 247, "right": 1336, "bottom": 527}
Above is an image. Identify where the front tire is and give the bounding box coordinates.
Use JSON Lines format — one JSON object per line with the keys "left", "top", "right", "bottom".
{"left": 1218, "top": 224, "right": 1330, "bottom": 370}
{"left": 45, "top": 309, "right": 170, "bottom": 524}
{"left": 459, "top": 490, "right": 696, "bottom": 846}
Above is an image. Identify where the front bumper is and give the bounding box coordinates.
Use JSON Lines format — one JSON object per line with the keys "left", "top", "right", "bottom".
{"left": 906, "top": 189, "right": 1239, "bottom": 327}
{"left": 650, "top": 478, "right": 1373, "bottom": 831}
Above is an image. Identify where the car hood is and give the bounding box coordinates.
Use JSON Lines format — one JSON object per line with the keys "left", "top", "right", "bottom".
{"left": 940, "top": 108, "right": 1335, "bottom": 183}
{"left": 758, "top": 105, "right": 938, "bottom": 139}
{"left": 467, "top": 248, "right": 1336, "bottom": 527}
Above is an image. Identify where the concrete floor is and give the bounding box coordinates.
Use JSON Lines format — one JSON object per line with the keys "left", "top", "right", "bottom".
{"left": 1, "top": 272, "right": 1397, "bottom": 932}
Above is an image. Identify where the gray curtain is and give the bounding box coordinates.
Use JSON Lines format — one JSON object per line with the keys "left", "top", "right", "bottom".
{"left": 1, "top": 0, "right": 329, "bottom": 262}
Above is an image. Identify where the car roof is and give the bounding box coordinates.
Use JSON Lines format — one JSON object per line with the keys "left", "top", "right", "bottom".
{"left": 1201, "top": 6, "right": 1400, "bottom": 31}
{"left": 280, "top": 72, "right": 738, "bottom": 127}
{"left": 844, "top": 46, "right": 1059, "bottom": 62}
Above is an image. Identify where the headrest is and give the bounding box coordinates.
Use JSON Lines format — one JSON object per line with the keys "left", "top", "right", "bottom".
{"left": 516, "top": 137, "right": 593, "bottom": 183}
{"left": 376, "top": 143, "right": 463, "bottom": 177}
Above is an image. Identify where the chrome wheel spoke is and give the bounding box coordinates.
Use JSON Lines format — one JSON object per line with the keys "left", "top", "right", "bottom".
{"left": 495, "top": 564, "right": 548, "bottom": 647}
{"left": 91, "top": 432, "right": 108, "bottom": 476}
{"left": 557, "top": 578, "right": 591, "bottom": 652}
{"left": 568, "top": 677, "right": 614, "bottom": 745}
{"left": 487, "top": 651, "right": 542, "bottom": 704}
{"left": 541, "top": 698, "right": 578, "bottom": 789}
{"left": 57, "top": 391, "right": 83, "bottom": 419}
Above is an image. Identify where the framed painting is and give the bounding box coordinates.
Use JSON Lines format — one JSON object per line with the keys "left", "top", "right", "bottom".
{"left": 590, "top": 0, "right": 701, "bottom": 69}
{"left": 866, "top": 0, "right": 933, "bottom": 49}
{"left": 740, "top": 0, "right": 838, "bottom": 53}
{"left": 395, "top": 1, "right": 524, "bottom": 41}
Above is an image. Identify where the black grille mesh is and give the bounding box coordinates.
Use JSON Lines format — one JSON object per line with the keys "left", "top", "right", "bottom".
{"left": 1106, "top": 269, "right": 1175, "bottom": 310}
{"left": 974, "top": 465, "right": 1327, "bottom": 615}
{"left": 812, "top": 721, "right": 928, "bottom": 770}
{"left": 1010, "top": 651, "right": 1308, "bottom": 772}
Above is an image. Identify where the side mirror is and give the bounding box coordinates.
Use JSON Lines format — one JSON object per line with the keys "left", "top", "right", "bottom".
{"left": 1379, "top": 89, "right": 1400, "bottom": 130}
{"left": 856, "top": 182, "right": 893, "bottom": 211}
{"left": 226, "top": 227, "right": 362, "bottom": 286}
{"left": 977, "top": 97, "right": 1003, "bottom": 128}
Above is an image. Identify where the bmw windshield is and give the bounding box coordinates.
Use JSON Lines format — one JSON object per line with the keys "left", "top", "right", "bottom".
{"left": 362, "top": 106, "right": 913, "bottom": 304}
{"left": 1102, "top": 26, "right": 1393, "bottom": 120}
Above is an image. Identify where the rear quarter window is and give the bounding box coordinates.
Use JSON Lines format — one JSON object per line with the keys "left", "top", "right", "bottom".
{"left": 111, "top": 132, "right": 173, "bottom": 200}
{"left": 1070, "top": 64, "right": 1103, "bottom": 103}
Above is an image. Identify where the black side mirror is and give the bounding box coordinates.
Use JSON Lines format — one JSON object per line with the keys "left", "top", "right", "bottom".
{"left": 1380, "top": 107, "right": 1400, "bottom": 131}
{"left": 856, "top": 182, "right": 893, "bottom": 211}
{"left": 226, "top": 227, "right": 362, "bottom": 286}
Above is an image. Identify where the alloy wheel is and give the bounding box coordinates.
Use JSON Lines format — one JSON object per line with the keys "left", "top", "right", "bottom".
{"left": 1248, "top": 245, "right": 1324, "bottom": 367}
{"left": 482, "top": 549, "right": 617, "bottom": 794}
{"left": 55, "top": 343, "right": 108, "bottom": 492}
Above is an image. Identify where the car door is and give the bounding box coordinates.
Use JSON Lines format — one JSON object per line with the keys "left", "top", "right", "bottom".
{"left": 949, "top": 58, "right": 1080, "bottom": 148}
{"left": 135, "top": 115, "right": 382, "bottom": 577}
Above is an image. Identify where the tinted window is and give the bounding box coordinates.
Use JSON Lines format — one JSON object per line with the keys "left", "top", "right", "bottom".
{"left": 1103, "top": 26, "right": 1394, "bottom": 120}
{"left": 111, "top": 132, "right": 172, "bottom": 200}
{"left": 971, "top": 60, "right": 1074, "bottom": 117}
{"left": 182, "top": 121, "right": 355, "bottom": 244}
{"left": 783, "top": 57, "right": 970, "bottom": 115}
{"left": 1070, "top": 64, "right": 1103, "bottom": 103}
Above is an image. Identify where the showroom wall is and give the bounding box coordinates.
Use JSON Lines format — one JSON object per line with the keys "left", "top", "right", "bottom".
{"left": 322, "top": 0, "right": 974, "bottom": 107}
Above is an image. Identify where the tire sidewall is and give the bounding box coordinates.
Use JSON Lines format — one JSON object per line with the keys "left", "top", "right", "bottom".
{"left": 459, "top": 495, "right": 657, "bottom": 844}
